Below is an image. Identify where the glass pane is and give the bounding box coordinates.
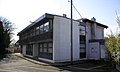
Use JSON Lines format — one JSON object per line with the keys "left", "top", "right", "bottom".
{"left": 40, "top": 25, "right": 44, "bottom": 33}
{"left": 80, "top": 48, "right": 86, "bottom": 52}
{"left": 40, "top": 44, "right": 42, "bottom": 47}
{"left": 80, "top": 30, "right": 85, "bottom": 35}
{"left": 44, "top": 43, "right": 47, "bottom": 47}
{"left": 80, "top": 26, "right": 85, "bottom": 30}
{"left": 36, "top": 26, "right": 39, "bottom": 30}
{"left": 44, "top": 48, "right": 47, "bottom": 52}
{"left": 80, "top": 44, "right": 85, "bottom": 48}
{"left": 48, "top": 48, "right": 53, "bottom": 53}
{"left": 44, "top": 22, "right": 49, "bottom": 32}
{"left": 48, "top": 43, "right": 53, "bottom": 47}
{"left": 49, "top": 20, "right": 53, "bottom": 30}
{"left": 36, "top": 30, "right": 39, "bottom": 35}
{"left": 40, "top": 48, "right": 42, "bottom": 52}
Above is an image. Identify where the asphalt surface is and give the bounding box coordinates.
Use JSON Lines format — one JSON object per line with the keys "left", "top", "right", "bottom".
{"left": 0, "top": 54, "right": 118, "bottom": 72}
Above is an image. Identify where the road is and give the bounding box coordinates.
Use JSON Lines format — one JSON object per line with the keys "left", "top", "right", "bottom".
{"left": 0, "top": 54, "right": 118, "bottom": 72}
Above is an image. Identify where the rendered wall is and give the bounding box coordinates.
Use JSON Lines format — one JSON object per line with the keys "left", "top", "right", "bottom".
{"left": 89, "top": 42, "right": 100, "bottom": 60}
{"left": 96, "top": 26, "right": 104, "bottom": 39}
{"left": 53, "top": 16, "right": 79, "bottom": 62}
{"left": 33, "top": 44, "right": 38, "bottom": 57}
{"left": 100, "top": 45, "right": 107, "bottom": 58}
{"left": 22, "top": 45, "right": 26, "bottom": 55}
{"left": 86, "top": 22, "right": 91, "bottom": 58}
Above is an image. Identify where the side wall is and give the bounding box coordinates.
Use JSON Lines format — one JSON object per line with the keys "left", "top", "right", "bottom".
{"left": 96, "top": 26, "right": 104, "bottom": 39}
{"left": 86, "top": 22, "right": 105, "bottom": 59}
{"left": 53, "top": 16, "right": 79, "bottom": 62}
{"left": 33, "top": 44, "right": 38, "bottom": 57}
{"left": 22, "top": 45, "right": 26, "bottom": 55}
{"left": 89, "top": 42, "right": 100, "bottom": 60}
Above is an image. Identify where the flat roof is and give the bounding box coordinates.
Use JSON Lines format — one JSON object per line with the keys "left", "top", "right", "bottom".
{"left": 82, "top": 18, "right": 108, "bottom": 28}
{"left": 17, "top": 13, "right": 108, "bottom": 35}
{"left": 17, "top": 13, "right": 54, "bottom": 35}
{"left": 17, "top": 13, "right": 79, "bottom": 35}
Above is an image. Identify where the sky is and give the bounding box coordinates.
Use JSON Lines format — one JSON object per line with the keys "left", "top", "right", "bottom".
{"left": 0, "top": 0, "right": 120, "bottom": 41}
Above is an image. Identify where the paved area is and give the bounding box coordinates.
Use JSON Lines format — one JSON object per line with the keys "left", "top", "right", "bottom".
{"left": 0, "top": 53, "right": 118, "bottom": 72}
{"left": 0, "top": 54, "right": 62, "bottom": 72}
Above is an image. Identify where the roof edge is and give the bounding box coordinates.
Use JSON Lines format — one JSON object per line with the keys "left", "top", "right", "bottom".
{"left": 82, "top": 18, "right": 108, "bottom": 28}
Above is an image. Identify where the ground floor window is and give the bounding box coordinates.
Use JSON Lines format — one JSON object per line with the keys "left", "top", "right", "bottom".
{"left": 26, "top": 44, "right": 33, "bottom": 56}
{"left": 38, "top": 42, "right": 53, "bottom": 60}
{"left": 80, "top": 35, "right": 86, "bottom": 58}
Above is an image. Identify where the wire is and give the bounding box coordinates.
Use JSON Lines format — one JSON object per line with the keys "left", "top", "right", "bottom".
{"left": 68, "top": 0, "right": 83, "bottom": 18}
{"left": 72, "top": 4, "right": 83, "bottom": 18}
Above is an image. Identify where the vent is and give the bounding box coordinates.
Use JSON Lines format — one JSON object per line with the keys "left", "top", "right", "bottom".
{"left": 63, "top": 14, "right": 67, "bottom": 18}
{"left": 91, "top": 17, "right": 96, "bottom": 22}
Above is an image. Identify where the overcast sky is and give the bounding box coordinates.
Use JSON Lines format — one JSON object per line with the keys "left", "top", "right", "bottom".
{"left": 0, "top": 0, "right": 120, "bottom": 40}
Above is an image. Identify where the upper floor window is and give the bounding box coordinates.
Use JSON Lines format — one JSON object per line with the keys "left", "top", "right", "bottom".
{"left": 36, "top": 26, "right": 40, "bottom": 35}
{"left": 39, "top": 21, "right": 50, "bottom": 34}
{"left": 80, "top": 26, "right": 85, "bottom": 35}
{"left": 20, "top": 20, "right": 53, "bottom": 39}
{"left": 44, "top": 22, "right": 49, "bottom": 32}
{"left": 40, "top": 25, "right": 44, "bottom": 34}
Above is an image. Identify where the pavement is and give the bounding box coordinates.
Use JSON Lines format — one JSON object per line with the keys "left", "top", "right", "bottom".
{"left": 14, "top": 53, "right": 50, "bottom": 66}
{"left": 15, "top": 53, "right": 119, "bottom": 72}
{"left": 14, "top": 53, "right": 86, "bottom": 67}
{"left": 0, "top": 53, "right": 119, "bottom": 72}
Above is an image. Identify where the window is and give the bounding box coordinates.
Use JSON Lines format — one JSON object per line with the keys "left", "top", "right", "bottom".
{"left": 79, "top": 26, "right": 86, "bottom": 58}
{"left": 38, "top": 42, "right": 53, "bottom": 60}
{"left": 80, "top": 26, "right": 85, "bottom": 35}
{"left": 40, "top": 25, "right": 44, "bottom": 34}
{"left": 80, "top": 30, "right": 85, "bottom": 35}
{"left": 30, "top": 30, "right": 33, "bottom": 37}
{"left": 32, "top": 28, "right": 35, "bottom": 36}
{"left": 39, "top": 44, "right": 42, "bottom": 52}
{"left": 43, "top": 43, "right": 47, "bottom": 52}
{"left": 49, "top": 20, "right": 53, "bottom": 30}
{"left": 44, "top": 22, "right": 49, "bottom": 32}
{"left": 39, "top": 21, "right": 50, "bottom": 34}
{"left": 26, "top": 44, "right": 33, "bottom": 56}
{"left": 48, "top": 43, "right": 53, "bottom": 53}
{"left": 36, "top": 26, "right": 39, "bottom": 35}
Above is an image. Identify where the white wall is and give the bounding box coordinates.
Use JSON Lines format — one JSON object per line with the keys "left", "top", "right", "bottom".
{"left": 100, "top": 45, "right": 108, "bottom": 58}
{"left": 73, "top": 20, "right": 80, "bottom": 60}
{"left": 96, "top": 26, "right": 104, "bottom": 39}
{"left": 53, "top": 16, "right": 79, "bottom": 62}
{"left": 86, "top": 23, "right": 91, "bottom": 58}
{"left": 22, "top": 45, "right": 26, "bottom": 55}
{"left": 89, "top": 42, "right": 100, "bottom": 60}
{"left": 33, "top": 44, "right": 38, "bottom": 57}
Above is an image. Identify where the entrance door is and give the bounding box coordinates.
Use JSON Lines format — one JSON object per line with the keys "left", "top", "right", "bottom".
{"left": 80, "top": 26, "right": 86, "bottom": 58}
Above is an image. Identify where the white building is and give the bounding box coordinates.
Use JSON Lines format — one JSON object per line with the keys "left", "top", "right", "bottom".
{"left": 17, "top": 13, "right": 108, "bottom": 63}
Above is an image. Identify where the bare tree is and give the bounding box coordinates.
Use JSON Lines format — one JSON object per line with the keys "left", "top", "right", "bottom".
{"left": 116, "top": 11, "right": 120, "bottom": 29}
{"left": 0, "top": 16, "right": 15, "bottom": 59}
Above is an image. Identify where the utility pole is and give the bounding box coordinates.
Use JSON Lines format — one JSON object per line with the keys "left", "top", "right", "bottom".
{"left": 70, "top": 0, "right": 73, "bottom": 64}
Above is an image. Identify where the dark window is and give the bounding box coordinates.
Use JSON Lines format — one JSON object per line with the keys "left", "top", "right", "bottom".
{"left": 38, "top": 42, "right": 53, "bottom": 60}
{"left": 80, "top": 26, "right": 86, "bottom": 58}
{"left": 36, "top": 26, "right": 40, "bottom": 35}
{"left": 26, "top": 44, "right": 33, "bottom": 56}
{"left": 40, "top": 25, "right": 44, "bottom": 34}
{"left": 32, "top": 28, "right": 35, "bottom": 36}
{"left": 48, "top": 42, "right": 53, "bottom": 53}
{"left": 43, "top": 43, "right": 47, "bottom": 52}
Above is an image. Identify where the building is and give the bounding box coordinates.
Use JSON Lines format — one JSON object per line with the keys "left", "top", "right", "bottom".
{"left": 17, "top": 13, "right": 108, "bottom": 63}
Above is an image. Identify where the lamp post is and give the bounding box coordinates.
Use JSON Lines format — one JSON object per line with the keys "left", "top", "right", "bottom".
{"left": 70, "top": 0, "right": 73, "bottom": 64}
